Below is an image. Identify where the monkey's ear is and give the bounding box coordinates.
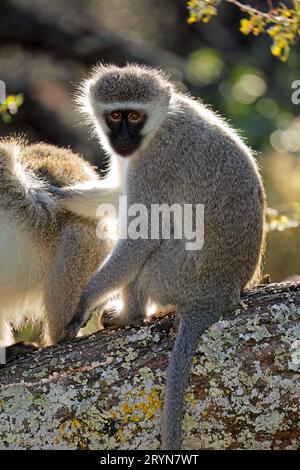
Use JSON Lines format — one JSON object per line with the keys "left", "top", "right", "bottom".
{"left": 162, "top": 85, "right": 172, "bottom": 105}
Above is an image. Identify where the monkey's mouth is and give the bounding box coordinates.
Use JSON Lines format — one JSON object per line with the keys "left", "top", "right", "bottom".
{"left": 112, "top": 143, "right": 141, "bottom": 157}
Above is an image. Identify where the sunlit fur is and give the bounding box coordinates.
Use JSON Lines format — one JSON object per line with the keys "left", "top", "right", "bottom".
{"left": 0, "top": 138, "right": 114, "bottom": 347}
{"left": 62, "top": 64, "right": 266, "bottom": 449}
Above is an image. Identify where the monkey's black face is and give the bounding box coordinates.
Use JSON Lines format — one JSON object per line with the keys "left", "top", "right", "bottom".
{"left": 104, "top": 110, "right": 147, "bottom": 157}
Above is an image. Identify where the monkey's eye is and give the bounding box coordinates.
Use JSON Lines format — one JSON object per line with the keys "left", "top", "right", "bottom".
{"left": 128, "top": 111, "right": 144, "bottom": 123}
{"left": 110, "top": 111, "right": 122, "bottom": 121}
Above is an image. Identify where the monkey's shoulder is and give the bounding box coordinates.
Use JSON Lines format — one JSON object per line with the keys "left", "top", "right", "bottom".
{"left": 167, "top": 95, "right": 251, "bottom": 155}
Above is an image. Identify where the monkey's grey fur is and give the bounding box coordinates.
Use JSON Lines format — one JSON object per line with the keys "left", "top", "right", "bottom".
{"left": 60, "top": 64, "right": 266, "bottom": 449}
{"left": 0, "top": 138, "right": 114, "bottom": 349}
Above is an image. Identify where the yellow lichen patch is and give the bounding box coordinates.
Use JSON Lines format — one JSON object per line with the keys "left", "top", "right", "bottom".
{"left": 121, "top": 403, "right": 134, "bottom": 416}
{"left": 58, "top": 421, "right": 67, "bottom": 436}
{"left": 131, "top": 415, "right": 140, "bottom": 422}
{"left": 117, "top": 429, "right": 126, "bottom": 443}
{"left": 71, "top": 418, "right": 81, "bottom": 430}
{"left": 140, "top": 403, "right": 148, "bottom": 414}
{"left": 115, "top": 388, "right": 162, "bottom": 426}
{"left": 110, "top": 410, "right": 119, "bottom": 420}
{"left": 79, "top": 440, "right": 89, "bottom": 449}
{"left": 144, "top": 389, "right": 162, "bottom": 420}
{"left": 54, "top": 435, "right": 62, "bottom": 445}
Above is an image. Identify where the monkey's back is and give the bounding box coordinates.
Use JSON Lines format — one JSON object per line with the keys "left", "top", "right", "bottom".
{"left": 128, "top": 94, "right": 266, "bottom": 299}
{"left": 172, "top": 96, "right": 265, "bottom": 290}
{"left": 0, "top": 139, "right": 102, "bottom": 231}
{"left": 22, "top": 143, "right": 99, "bottom": 187}
{"left": 0, "top": 139, "right": 103, "bottom": 262}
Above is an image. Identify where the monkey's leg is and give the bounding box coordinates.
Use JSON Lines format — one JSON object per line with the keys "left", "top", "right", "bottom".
{"left": 62, "top": 238, "right": 160, "bottom": 341}
{"left": 43, "top": 224, "right": 103, "bottom": 346}
{"left": 101, "top": 279, "right": 146, "bottom": 328}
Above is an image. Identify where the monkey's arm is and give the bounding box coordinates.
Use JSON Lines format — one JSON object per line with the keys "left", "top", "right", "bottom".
{"left": 61, "top": 238, "right": 160, "bottom": 341}
{"left": 49, "top": 181, "right": 120, "bottom": 219}
{"left": 48, "top": 153, "right": 126, "bottom": 219}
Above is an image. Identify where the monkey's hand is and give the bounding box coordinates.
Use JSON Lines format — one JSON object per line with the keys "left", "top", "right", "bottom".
{"left": 60, "top": 288, "right": 99, "bottom": 341}
{"left": 60, "top": 316, "right": 85, "bottom": 342}
{"left": 48, "top": 185, "right": 65, "bottom": 197}
{"left": 60, "top": 299, "right": 91, "bottom": 342}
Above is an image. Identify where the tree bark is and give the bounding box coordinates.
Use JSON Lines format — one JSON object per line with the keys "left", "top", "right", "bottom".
{"left": 0, "top": 282, "right": 300, "bottom": 450}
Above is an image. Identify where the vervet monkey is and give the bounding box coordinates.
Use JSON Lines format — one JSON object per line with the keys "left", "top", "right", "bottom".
{"left": 0, "top": 138, "right": 119, "bottom": 357}
{"left": 58, "top": 64, "right": 266, "bottom": 449}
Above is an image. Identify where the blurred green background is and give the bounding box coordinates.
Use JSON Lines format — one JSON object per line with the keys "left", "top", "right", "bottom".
{"left": 1, "top": 0, "right": 300, "bottom": 286}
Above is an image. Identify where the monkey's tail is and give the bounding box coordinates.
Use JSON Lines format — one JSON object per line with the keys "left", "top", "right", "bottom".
{"left": 0, "top": 142, "right": 58, "bottom": 225}
{"left": 161, "top": 308, "right": 219, "bottom": 450}
{"left": 48, "top": 182, "right": 120, "bottom": 220}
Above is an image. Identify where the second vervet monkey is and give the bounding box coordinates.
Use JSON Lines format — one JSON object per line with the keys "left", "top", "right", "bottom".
{"left": 0, "top": 138, "right": 119, "bottom": 357}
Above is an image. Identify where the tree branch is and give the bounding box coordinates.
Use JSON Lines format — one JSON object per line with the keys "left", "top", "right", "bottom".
{"left": 227, "top": 0, "right": 297, "bottom": 23}
{"left": 0, "top": 282, "right": 300, "bottom": 450}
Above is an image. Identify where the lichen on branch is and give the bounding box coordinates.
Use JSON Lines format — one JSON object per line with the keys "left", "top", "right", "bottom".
{"left": 0, "top": 283, "right": 300, "bottom": 449}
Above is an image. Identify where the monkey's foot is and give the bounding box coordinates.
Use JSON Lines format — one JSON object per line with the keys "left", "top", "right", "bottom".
{"left": 5, "top": 342, "right": 39, "bottom": 364}
{"left": 101, "top": 308, "right": 143, "bottom": 329}
{"left": 101, "top": 308, "right": 129, "bottom": 328}
{"left": 170, "top": 315, "right": 180, "bottom": 338}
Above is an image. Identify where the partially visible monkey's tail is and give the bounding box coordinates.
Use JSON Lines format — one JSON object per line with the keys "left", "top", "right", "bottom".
{"left": 161, "top": 308, "right": 219, "bottom": 450}
{"left": 0, "top": 142, "right": 58, "bottom": 227}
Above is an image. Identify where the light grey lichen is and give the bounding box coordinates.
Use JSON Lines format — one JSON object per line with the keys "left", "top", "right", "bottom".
{"left": 0, "top": 298, "right": 299, "bottom": 449}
